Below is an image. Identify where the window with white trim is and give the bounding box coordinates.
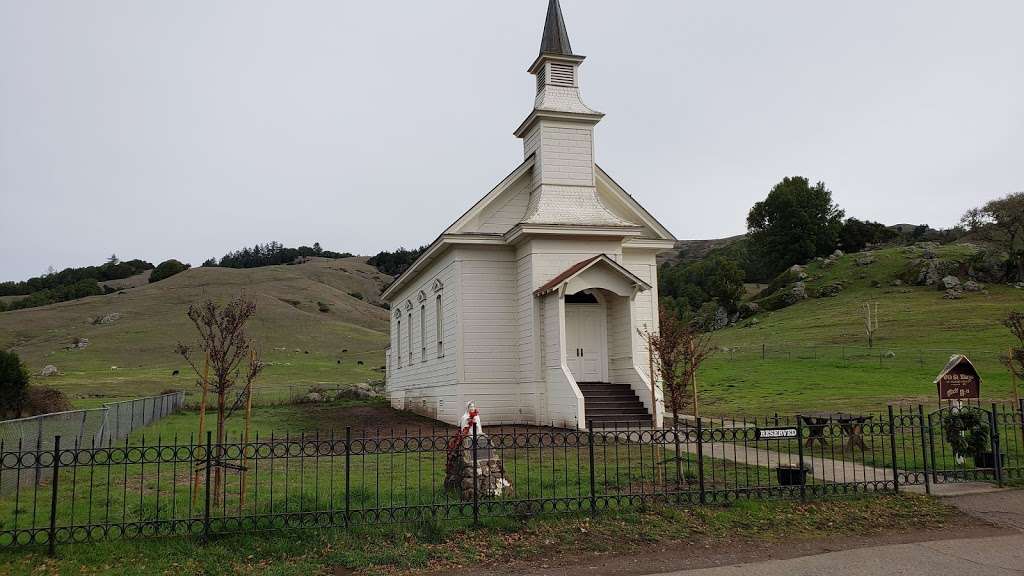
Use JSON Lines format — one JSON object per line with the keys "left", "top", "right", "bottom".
{"left": 435, "top": 293, "right": 444, "bottom": 358}
{"left": 407, "top": 313, "right": 413, "bottom": 365}
{"left": 396, "top": 319, "right": 401, "bottom": 368}
{"left": 419, "top": 305, "right": 426, "bottom": 362}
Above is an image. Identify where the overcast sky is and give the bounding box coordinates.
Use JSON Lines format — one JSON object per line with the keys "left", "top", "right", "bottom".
{"left": 1, "top": 1, "right": 1022, "bottom": 281}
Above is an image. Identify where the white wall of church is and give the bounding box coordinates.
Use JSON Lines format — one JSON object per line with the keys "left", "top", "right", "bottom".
{"left": 385, "top": 251, "right": 460, "bottom": 424}
{"left": 457, "top": 245, "right": 532, "bottom": 424}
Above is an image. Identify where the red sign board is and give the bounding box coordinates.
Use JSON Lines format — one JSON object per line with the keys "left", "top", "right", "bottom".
{"left": 935, "top": 356, "right": 981, "bottom": 400}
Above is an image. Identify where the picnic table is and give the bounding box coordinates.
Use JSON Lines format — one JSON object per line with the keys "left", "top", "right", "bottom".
{"left": 798, "top": 412, "right": 872, "bottom": 453}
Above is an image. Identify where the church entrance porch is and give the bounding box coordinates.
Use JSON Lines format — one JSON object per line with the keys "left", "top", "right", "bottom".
{"left": 564, "top": 293, "right": 608, "bottom": 383}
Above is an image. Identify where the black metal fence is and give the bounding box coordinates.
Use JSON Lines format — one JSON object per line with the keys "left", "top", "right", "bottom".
{"left": 1, "top": 400, "right": 1021, "bottom": 554}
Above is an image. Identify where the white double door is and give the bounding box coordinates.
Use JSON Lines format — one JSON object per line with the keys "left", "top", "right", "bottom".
{"left": 565, "top": 304, "right": 608, "bottom": 383}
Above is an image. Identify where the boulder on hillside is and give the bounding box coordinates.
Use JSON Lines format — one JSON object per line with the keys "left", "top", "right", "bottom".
{"left": 816, "top": 283, "right": 844, "bottom": 297}
{"left": 856, "top": 255, "right": 877, "bottom": 266}
{"left": 788, "top": 264, "right": 808, "bottom": 280}
{"left": 963, "top": 280, "right": 983, "bottom": 292}
{"left": 967, "top": 249, "right": 1010, "bottom": 283}
{"left": 832, "top": 249, "right": 844, "bottom": 258}
{"left": 941, "top": 275, "right": 961, "bottom": 290}
{"left": 95, "top": 312, "right": 121, "bottom": 325}
{"left": 943, "top": 288, "right": 963, "bottom": 300}
{"left": 902, "top": 258, "right": 960, "bottom": 287}
{"left": 40, "top": 365, "right": 59, "bottom": 377}
{"left": 737, "top": 302, "right": 760, "bottom": 319}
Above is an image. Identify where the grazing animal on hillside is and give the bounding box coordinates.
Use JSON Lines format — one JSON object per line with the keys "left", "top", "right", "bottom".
{"left": 171, "top": 369, "right": 179, "bottom": 376}
{"left": 357, "top": 360, "right": 364, "bottom": 366}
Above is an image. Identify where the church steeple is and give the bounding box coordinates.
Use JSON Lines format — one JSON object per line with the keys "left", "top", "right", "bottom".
{"left": 513, "top": 0, "right": 634, "bottom": 229}
{"left": 539, "top": 0, "right": 573, "bottom": 56}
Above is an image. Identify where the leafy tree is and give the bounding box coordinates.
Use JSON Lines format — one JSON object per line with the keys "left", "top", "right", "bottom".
{"left": 150, "top": 259, "right": 191, "bottom": 283}
{"left": 659, "top": 255, "right": 744, "bottom": 319}
{"left": 746, "top": 177, "right": 845, "bottom": 277}
{"left": 215, "top": 241, "right": 351, "bottom": 269}
{"left": 0, "top": 350, "right": 30, "bottom": 417}
{"left": 367, "top": 246, "right": 429, "bottom": 277}
{"left": 963, "top": 192, "right": 1024, "bottom": 280}
{"left": 838, "top": 218, "right": 897, "bottom": 253}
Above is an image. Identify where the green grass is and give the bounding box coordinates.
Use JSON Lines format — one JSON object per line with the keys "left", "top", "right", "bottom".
{"left": 0, "top": 405, "right": 777, "bottom": 548}
{"left": 0, "top": 258, "right": 392, "bottom": 408}
{"left": 702, "top": 243, "right": 1023, "bottom": 415}
{"left": 0, "top": 494, "right": 956, "bottom": 576}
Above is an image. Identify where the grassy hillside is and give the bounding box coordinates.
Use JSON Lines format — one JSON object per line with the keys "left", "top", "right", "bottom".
{"left": 0, "top": 258, "right": 392, "bottom": 406}
{"left": 701, "top": 243, "right": 1024, "bottom": 415}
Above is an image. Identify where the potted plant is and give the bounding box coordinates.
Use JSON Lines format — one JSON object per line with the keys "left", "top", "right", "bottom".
{"left": 942, "top": 409, "right": 998, "bottom": 468}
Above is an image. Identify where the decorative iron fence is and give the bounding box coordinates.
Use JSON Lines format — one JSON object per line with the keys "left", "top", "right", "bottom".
{"left": 0, "top": 392, "right": 186, "bottom": 495}
{"left": 1, "top": 400, "right": 1021, "bottom": 554}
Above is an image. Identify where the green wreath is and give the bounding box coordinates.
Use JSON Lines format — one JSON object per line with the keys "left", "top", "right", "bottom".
{"left": 942, "top": 409, "right": 990, "bottom": 457}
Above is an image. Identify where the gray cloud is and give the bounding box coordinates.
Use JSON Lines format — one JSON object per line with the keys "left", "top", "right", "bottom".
{"left": 2, "top": 0, "right": 1021, "bottom": 281}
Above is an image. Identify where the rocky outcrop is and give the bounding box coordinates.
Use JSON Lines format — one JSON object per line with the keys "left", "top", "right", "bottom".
{"left": 40, "top": 365, "right": 59, "bottom": 377}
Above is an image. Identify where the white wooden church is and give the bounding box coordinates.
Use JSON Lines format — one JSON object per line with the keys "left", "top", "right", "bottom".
{"left": 382, "top": 0, "right": 676, "bottom": 429}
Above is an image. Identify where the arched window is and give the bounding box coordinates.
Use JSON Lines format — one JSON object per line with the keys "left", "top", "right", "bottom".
{"left": 407, "top": 313, "right": 413, "bottom": 365}
{"left": 436, "top": 294, "right": 444, "bottom": 358}
{"left": 396, "top": 318, "right": 402, "bottom": 368}
{"left": 419, "top": 305, "right": 426, "bottom": 362}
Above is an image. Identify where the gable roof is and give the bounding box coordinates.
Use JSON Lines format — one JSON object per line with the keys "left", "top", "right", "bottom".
{"left": 933, "top": 354, "right": 983, "bottom": 384}
{"left": 534, "top": 254, "right": 651, "bottom": 297}
{"left": 595, "top": 165, "right": 676, "bottom": 241}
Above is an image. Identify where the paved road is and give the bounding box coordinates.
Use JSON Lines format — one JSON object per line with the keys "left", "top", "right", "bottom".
{"left": 650, "top": 490, "right": 1024, "bottom": 576}
{"left": 650, "top": 534, "right": 1024, "bottom": 576}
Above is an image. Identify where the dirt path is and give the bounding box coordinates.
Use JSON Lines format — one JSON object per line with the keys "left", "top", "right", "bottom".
{"left": 439, "top": 524, "right": 1009, "bottom": 576}
{"left": 436, "top": 490, "right": 1024, "bottom": 576}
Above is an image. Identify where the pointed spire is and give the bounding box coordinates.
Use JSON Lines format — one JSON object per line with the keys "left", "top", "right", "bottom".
{"left": 539, "top": 0, "right": 573, "bottom": 56}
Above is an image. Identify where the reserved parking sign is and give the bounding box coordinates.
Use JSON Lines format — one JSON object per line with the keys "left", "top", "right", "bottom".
{"left": 755, "top": 427, "right": 799, "bottom": 440}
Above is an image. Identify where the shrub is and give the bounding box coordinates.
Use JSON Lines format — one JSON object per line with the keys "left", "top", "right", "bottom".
{"left": 942, "top": 409, "right": 990, "bottom": 458}
{"left": 317, "top": 301, "right": 331, "bottom": 313}
{"left": 149, "top": 259, "right": 190, "bottom": 283}
{"left": 0, "top": 351, "right": 30, "bottom": 416}
{"left": 26, "top": 386, "right": 72, "bottom": 415}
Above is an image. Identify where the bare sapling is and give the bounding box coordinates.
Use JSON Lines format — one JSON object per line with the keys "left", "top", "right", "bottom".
{"left": 177, "top": 295, "right": 264, "bottom": 504}
{"left": 864, "top": 302, "right": 879, "bottom": 348}
{"left": 1003, "top": 311, "right": 1024, "bottom": 406}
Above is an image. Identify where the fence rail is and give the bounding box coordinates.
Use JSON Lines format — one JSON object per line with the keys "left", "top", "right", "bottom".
{"left": 1, "top": 399, "right": 1021, "bottom": 553}
{"left": 0, "top": 392, "right": 185, "bottom": 495}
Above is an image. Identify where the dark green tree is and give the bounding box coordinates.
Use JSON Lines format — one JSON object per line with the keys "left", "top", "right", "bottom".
{"left": 0, "top": 350, "right": 30, "bottom": 417}
{"left": 747, "top": 177, "right": 845, "bottom": 276}
{"left": 150, "top": 259, "right": 191, "bottom": 283}
{"left": 838, "top": 218, "right": 897, "bottom": 253}
{"left": 964, "top": 192, "right": 1024, "bottom": 280}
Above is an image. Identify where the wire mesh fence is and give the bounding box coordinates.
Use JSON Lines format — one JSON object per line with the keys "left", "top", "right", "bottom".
{"left": 714, "top": 343, "right": 1008, "bottom": 370}
{"left": 2, "top": 399, "right": 1020, "bottom": 553}
{"left": 0, "top": 392, "right": 185, "bottom": 495}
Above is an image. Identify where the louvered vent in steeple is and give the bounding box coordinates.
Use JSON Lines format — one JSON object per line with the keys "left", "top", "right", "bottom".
{"left": 536, "top": 65, "right": 547, "bottom": 94}
{"left": 549, "top": 63, "right": 575, "bottom": 87}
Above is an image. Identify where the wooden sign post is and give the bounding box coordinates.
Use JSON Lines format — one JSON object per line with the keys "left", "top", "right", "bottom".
{"left": 934, "top": 354, "right": 982, "bottom": 404}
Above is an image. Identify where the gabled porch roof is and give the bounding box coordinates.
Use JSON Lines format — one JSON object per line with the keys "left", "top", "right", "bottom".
{"left": 533, "top": 254, "right": 651, "bottom": 297}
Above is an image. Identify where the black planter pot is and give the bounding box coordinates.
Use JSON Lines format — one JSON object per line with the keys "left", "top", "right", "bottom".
{"left": 973, "top": 452, "right": 1005, "bottom": 469}
{"left": 776, "top": 465, "right": 810, "bottom": 486}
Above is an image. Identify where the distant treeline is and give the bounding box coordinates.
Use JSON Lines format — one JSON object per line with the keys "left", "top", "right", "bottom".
{"left": 367, "top": 246, "right": 428, "bottom": 277}
{"left": 0, "top": 258, "right": 154, "bottom": 312}
{"left": 203, "top": 242, "right": 353, "bottom": 269}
